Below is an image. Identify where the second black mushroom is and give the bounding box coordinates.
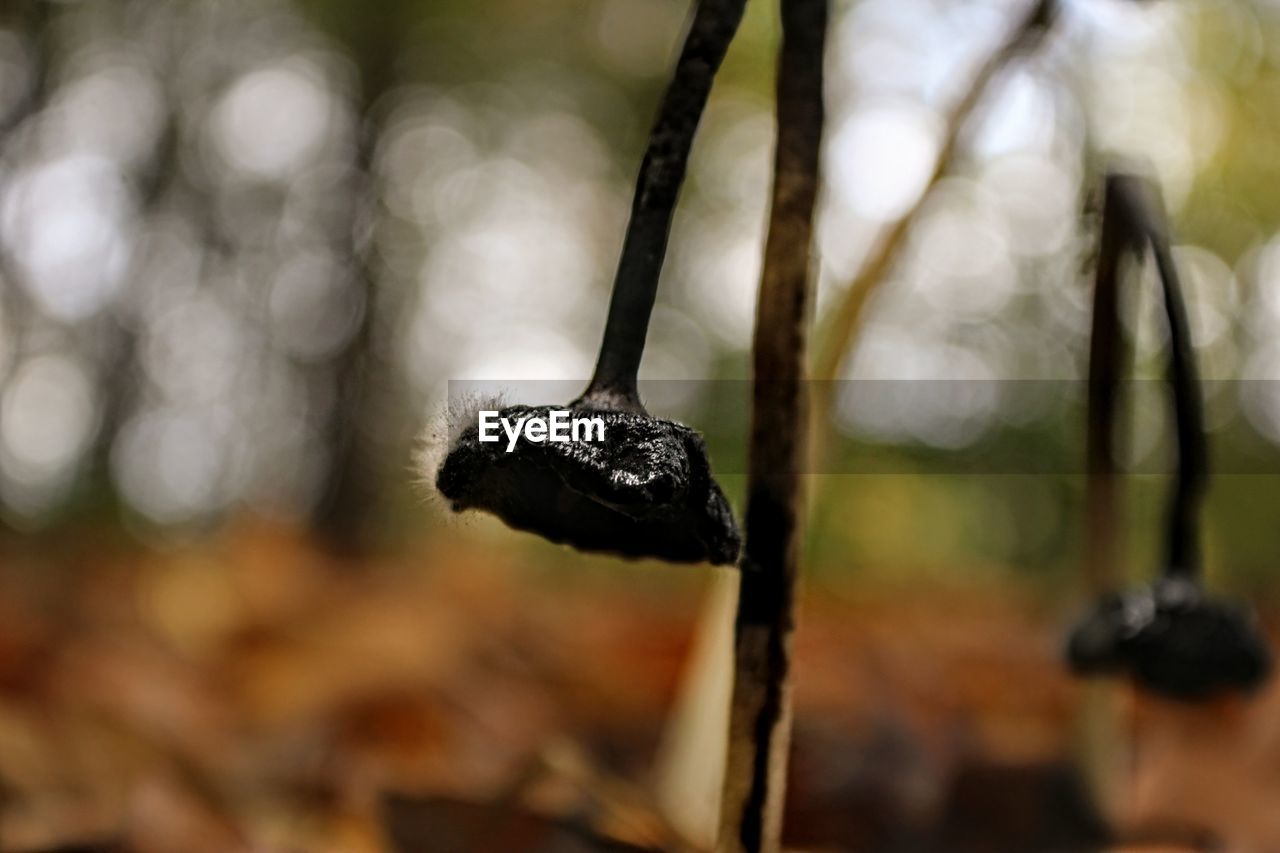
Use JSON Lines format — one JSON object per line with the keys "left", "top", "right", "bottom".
{"left": 1066, "top": 172, "right": 1270, "bottom": 701}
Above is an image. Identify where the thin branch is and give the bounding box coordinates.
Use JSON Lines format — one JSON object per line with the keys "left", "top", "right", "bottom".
{"left": 810, "top": 0, "right": 1056, "bottom": 395}
{"left": 580, "top": 0, "right": 747, "bottom": 411}
{"left": 715, "top": 0, "right": 826, "bottom": 848}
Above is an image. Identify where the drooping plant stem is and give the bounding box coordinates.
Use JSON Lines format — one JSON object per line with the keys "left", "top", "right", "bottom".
{"left": 810, "top": 0, "right": 1056, "bottom": 404}
{"left": 716, "top": 0, "right": 825, "bottom": 849}
{"left": 1084, "top": 175, "right": 1138, "bottom": 595}
{"left": 580, "top": 0, "right": 747, "bottom": 412}
{"left": 1087, "top": 173, "right": 1207, "bottom": 581}
{"left": 1078, "top": 174, "right": 1141, "bottom": 823}
{"left": 1144, "top": 193, "right": 1207, "bottom": 578}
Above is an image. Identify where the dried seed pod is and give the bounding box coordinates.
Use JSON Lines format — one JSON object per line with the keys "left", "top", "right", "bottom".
{"left": 436, "top": 403, "right": 739, "bottom": 564}
{"left": 1067, "top": 578, "right": 1271, "bottom": 700}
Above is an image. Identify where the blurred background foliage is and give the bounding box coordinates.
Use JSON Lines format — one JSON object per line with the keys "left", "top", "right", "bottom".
{"left": 0, "top": 0, "right": 1278, "bottom": 596}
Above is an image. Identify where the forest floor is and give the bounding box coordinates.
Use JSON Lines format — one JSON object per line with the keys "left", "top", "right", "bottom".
{"left": 0, "top": 521, "right": 1276, "bottom": 852}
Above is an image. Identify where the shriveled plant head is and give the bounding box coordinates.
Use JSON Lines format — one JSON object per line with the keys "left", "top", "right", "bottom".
{"left": 1067, "top": 578, "right": 1270, "bottom": 700}
{"left": 435, "top": 403, "right": 739, "bottom": 564}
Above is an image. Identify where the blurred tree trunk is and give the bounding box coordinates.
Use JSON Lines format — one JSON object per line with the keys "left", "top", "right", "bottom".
{"left": 82, "top": 112, "right": 179, "bottom": 521}
{"left": 0, "top": 0, "right": 51, "bottom": 138}
{"left": 308, "top": 4, "right": 406, "bottom": 554}
{"left": 0, "top": 0, "right": 54, "bottom": 539}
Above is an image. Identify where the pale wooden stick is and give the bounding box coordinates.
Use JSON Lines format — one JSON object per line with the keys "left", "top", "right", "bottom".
{"left": 715, "top": 0, "right": 826, "bottom": 848}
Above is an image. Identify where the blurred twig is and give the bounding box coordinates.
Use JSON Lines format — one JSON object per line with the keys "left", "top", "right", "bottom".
{"left": 716, "top": 0, "right": 825, "bottom": 849}
{"left": 810, "top": 0, "right": 1057, "bottom": 402}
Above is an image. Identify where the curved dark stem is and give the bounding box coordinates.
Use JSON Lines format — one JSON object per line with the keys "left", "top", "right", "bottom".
{"left": 1145, "top": 201, "right": 1207, "bottom": 577}
{"left": 717, "top": 0, "right": 826, "bottom": 848}
{"left": 578, "top": 0, "right": 746, "bottom": 412}
{"left": 1089, "top": 173, "right": 1208, "bottom": 581}
{"left": 1084, "top": 176, "right": 1140, "bottom": 593}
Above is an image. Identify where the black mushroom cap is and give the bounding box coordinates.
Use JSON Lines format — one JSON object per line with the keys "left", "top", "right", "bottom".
{"left": 1066, "top": 577, "right": 1271, "bottom": 700}
{"left": 436, "top": 403, "right": 741, "bottom": 565}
